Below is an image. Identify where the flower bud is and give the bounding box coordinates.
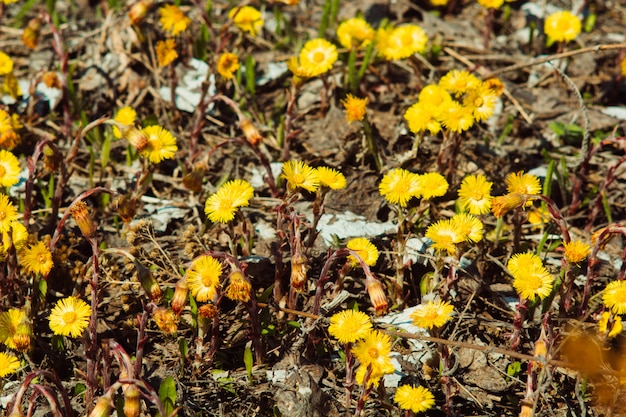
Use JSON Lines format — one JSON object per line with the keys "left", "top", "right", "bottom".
{"left": 171, "top": 278, "right": 189, "bottom": 316}
{"left": 22, "top": 17, "right": 42, "bottom": 49}
{"left": 123, "top": 126, "right": 148, "bottom": 152}
{"left": 239, "top": 118, "right": 263, "bottom": 146}
{"left": 123, "top": 384, "right": 141, "bottom": 417}
{"left": 135, "top": 261, "right": 162, "bottom": 302}
{"left": 88, "top": 393, "right": 113, "bottom": 417}
{"left": 491, "top": 193, "right": 525, "bottom": 218}
{"left": 128, "top": 0, "right": 154, "bottom": 25}
{"left": 198, "top": 304, "right": 219, "bottom": 319}
{"left": 365, "top": 274, "right": 388, "bottom": 315}
{"left": 115, "top": 194, "right": 137, "bottom": 224}
{"left": 182, "top": 163, "right": 206, "bottom": 193}
{"left": 290, "top": 253, "right": 308, "bottom": 293}
{"left": 70, "top": 201, "right": 97, "bottom": 240}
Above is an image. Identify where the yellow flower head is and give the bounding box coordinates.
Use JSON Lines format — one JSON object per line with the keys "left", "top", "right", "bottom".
{"left": 483, "top": 77, "right": 505, "bottom": 96}
{"left": 287, "top": 56, "right": 315, "bottom": 80}
{"left": 563, "top": 239, "right": 591, "bottom": 264}
{"left": 425, "top": 219, "right": 462, "bottom": 255}
{"left": 377, "top": 25, "right": 428, "bottom": 61}
{"left": 281, "top": 160, "right": 320, "bottom": 192}
{"left": 419, "top": 84, "right": 453, "bottom": 110}
{"left": 394, "top": 385, "right": 436, "bottom": 413}
{"left": 439, "top": 100, "right": 474, "bottom": 133}
{"left": 336, "top": 17, "right": 375, "bottom": 50}
{"left": 299, "top": 38, "right": 338, "bottom": 77}
{"left": 491, "top": 193, "right": 525, "bottom": 218}
{"left": 544, "top": 10, "right": 581, "bottom": 43}
{"left": 0, "top": 150, "right": 20, "bottom": 187}
{"left": 141, "top": 125, "right": 177, "bottom": 163}
{"left": 508, "top": 253, "right": 553, "bottom": 301}
{"left": 439, "top": 70, "right": 481, "bottom": 96}
{"left": 506, "top": 171, "right": 541, "bottom": 196}
{"left": 0, "top": 352, "right": 19, "bottom": 377}
{"left": 346, "top": 237, "right": 379, "bottom": 267}
{"left": 621, "top": 57, "right": 626, "bottom": 78}
{"left": 458, "top": 174, "right": 493, "bottom": 215}
{"left": 225, "top": 270, "right": 252, "bottom": 303}
{"left": 451, "top": 212, "right": 484, "bottom": 242}
{"left": 315, "top": 166, "right": 346, "bottom": 190}
{"left": 411, "top": 299, "right": 454, "bottom": 329}
{"left": 20, "top": 240, "right": 54, "bottom": 276}
{"left": 463, "top": 84, "right": 498, "bottom": 122}
{"left": 205, "top": 179, "right": 254, "bottom": 223}
{"left": 379, "top": 168, "right": 421, "bottom": 207}
{"left": 352, "top": 330, "right": 395, "bottom": 374}
{"left": 113, "top": 106, "right": 137, "bottom": 139}
{"left": 186, "top": 255, "right": 223, "bottom": 302}
{"left": 404, "top": 102, "right": 441, "bottom": 135}
{"left": 328, "top": 310, "right": 372, "bottom": 344}
{"left": 417, "top": 172, "right": 449, "bottom": 200}
{"left": 156, "top": 39, "right": 178, "bottom": 67}
{"left": 430, "top": 0, "right": 448, "bottom": 5}
{"left": 603, "top": 280, "right": 626, "bottom": 315}
{"left": 229, "top": 5, "right": 264, "bottom": 36}
{"left": 342, "top": 94, "right": 367, "bottom": 123}
{"left": 159, "top": 4, "right": 191, "bottom": 35}
{"left": 0, "top": 51, "right": 14, "bottom": 76}
{"left": 527, "top": 206, "right": 550, "bottom": 226}
{"left": 0, "top": 308, "right": 31, "bottom": 350}
{"left": 3, "top": 73, "right": 21, "bottom": 100}
{"left": 0, "top": 194, "right": 18, "bottom": 233}
{"left": 598, "top": 311, "right": 622, "bottom": 339}
{"left": 217, "top": 52, "right": 240, "bottom": 80}
{"left": 49, "top": 296, "right": 92, "bottom": 337}
{"left": 477, "top": 0, "right": 504, "bottom": 9}
{"left": 1, "top": 220, "right": 28, "bottom": 254}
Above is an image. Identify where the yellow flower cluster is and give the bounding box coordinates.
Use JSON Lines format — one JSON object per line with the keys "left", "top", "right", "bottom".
{"left": 425, "top": 212, "right": 483, "bottom": 255}
{"left": 508, "top": 252, "right": 554, "bottom": 301}
{"left": 379, "top": 168, "right": 448, "bottom": 207}
{"left": 404, "top": 71, "right": 503, "bottom": 135}
{"left": 281, "top": 161, "right": 346, "bottom": 193}
{"left": 204, "top": 179, "right": 255, "bottom": 224}
{"left": 337, "top": 17, "right": 375, "bottom": 50}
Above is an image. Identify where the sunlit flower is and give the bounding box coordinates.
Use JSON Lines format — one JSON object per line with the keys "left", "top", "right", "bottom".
{"left": 425, "top": 219, "right": 462, "bottom": 255}
{"left": 113, "top": 106, "right": 136, "bottom": 139}
{"left": 346, "top": 237, "right": 379, "bottom": 267}
{"left": 477, "top": 0, "right": 504, "bottom": 9}
{"left": 404, "top": 102, "right": 442, "bottom": 135}
{"left": 0, "top": 150, "right": 20, "bottom": 187}
{"left": 0, "top": 352, "right": 19, "bottom": 377}
{"left": 377, "top": 25, "right": 428, "bottom": 61}
{"left": 141, "top": 125, "right": 177, "bottom": 163}
{"left": 411, "top": 299, "right": 454, "bottom": 329}
{"left": 0, "top": 308, "right": 31, "bottom": 350}
{"left": 217, "top": 52, "right": 240, "bottom": 80}
{"left": 508, "top": 252, "right": 543, "bottom": 276}
{"left": 417, "top": 172, "right": 449, "bottom": 200}
{"left": 439, "top": 100, "right": 474, "bottom": 133}
{"left": 49, "top": 296, "right": 92, "bottom": 337}
{"left": 0, "top": 220, "right": 28, "bottom": 253}
{"left": 352, "top": 330, "right": 395, "bottom": 374}
{"left": 598, "top": 311, "right": 622, "bottom": 339}
{"left": 281, "top": 160, "right": 319, "bottom": 192}
{"left": 0, "top": 51, "right": 13, "bottom": 76}
{"left": 316, "top": 166, "right": 346, "bottom": 190}
{"left": 458, "top": 174, "right": 493, "bottom": 215}
{"left": 603, "top": 280, "right": 626, "bottom": 315}
{"left": 439, "top": 70, "right": 481, "bottom": 96}
{"left": 287, "top": 56, "right": 315, "bottom": 81}
{"left": 509, "top": 253, "right": 553, "bottom": 301}
{"left": 463, "top": 85, "right": 498, "bottom": 122}
{"left": 342, "top": 94, "right": 367, "bottom": 123}
{"left": 299, "top": 38, "right": 338, "bottom": 77}
{"left": 0, "top": 194, "right": 18, "bottom": 233}
{"left": 506, "top": 171, "right": 541, "bottom": 196}
{"left": 20, "top": 241, "right": 53, "bottom": 275}
{"left": 563, "top": 239, "right": 591, "bottom": 264}
{"left": 491, "top": 193, "right": 525, "bottom": 218}
{"left": 544, "top": 10, "right": 581, "bottom": 43}
{"left": 354, "top": 361, "right": 390, "bottom": 388}
{"left": 419, "top": 84, "right": 453, "bottom": 111}
{"left": 204, "top": 179, "right": 254, "bottom": 223}
{"left": 186, "top": 255, "right": 222, "bottom": 302}
{"left": 225, "top": 270, "right": 251, "bottom": 303}
{"left": 156, "top": 39, "right": 178, "bottom": 67}
{"left": 451, "top": 212, "right": 483, "bottom": 242}
{"left": 394, "top": 385, "right": 435, "bottom": 413}
{"left": 159, "top": 4, "right": 191, "bottom": 36}
{"left": 379, "top": 169, "right": 421, "bottom": 207}
{"left": 328, "top": 310, "right": 372, "bottom": 344}
{"left": 336, "top": 17, "right": 375, "bottom": 49}
{"left": 527, "top": 206, "right": 550, "bottom": 226}
{"left": 0, "top": 111, "right": 21, "bottom": 150}
{"left": 229, "top": 6, "right": 264, "bottom": 36}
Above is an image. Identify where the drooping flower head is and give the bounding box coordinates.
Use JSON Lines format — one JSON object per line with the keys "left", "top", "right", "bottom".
{"left": 336, "top": 17, "right": 375, "bottom": 50}
{"left": 298, "top": 38, "right": 338, "bottom": 77}
{"left": 328, "top": 310, "right": 372, "bottom": 344}
{"left": 0, "top": 352, "right": 19, "bottom": 377}
{"left": 410, "top": 299, "right": 455, "bottom": 329}
{"left": 379, "top": 168, "right": 421, "bottom": 207}
{"left": 204, "top": 179, "right": 254, "bottom": 223}
{"left": 156, "top": 39, "right": 178, "bottom": 67}
{"left": 544, "top": 10, "right": 581, "bottom": 43}
{"left": 159, "top": 4, "right": 191, "bottom": 36}
{"left": 20, "top": 240, "right": 53, "bottom": 276}
{"left": 49, "top": 296, "right": 92, "bottom": 337}
{"left": 563, "top": 239, "right": 591, "bottom": 264}
{"left": 342, "top": 94, "right": 368, "bottom": 123}
{"left": 186, "top": 255, "right": 223, "bottom": 302}
{"left": 217, "top": 52, "right": 240, "bottom": 80}
{"left": 315, "top": 167, "right": 346, "bottom": 190}
{"left": 229, "top": 6, "right": 264, "bottom": 35}
{"left": 603, "top": 280, "right": 626, "bottom": 315}
{"left": 394, "top": 385, "right": 436, "bottom": 413}
{"left": 281, "top": 160, "right": 320, "bottom": 192}
{"left": 346, "top": 237, "right": 379, "bottom": 267}
{"left": 0, "top": 150, "right": 21, "bottom": 187}
{"left": 458, "top": 174, "right": 493, "bottom": 215}
{"left": 508, "top": 252, "right": 554, "bottom": 301}
{"left": 141, "top": 125, "right": 177, "bottom": 163}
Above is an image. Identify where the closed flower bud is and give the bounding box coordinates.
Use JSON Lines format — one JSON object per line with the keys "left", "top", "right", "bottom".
{"left": 123, "top": 384, "right": 141, "bottom": 417}
{"left": 365, "top": 274, "right": 388, "bottom": 315}
{"left": 12, "top": 333, "right": 31, "bottom": 352}
{"left": 123, "top": 126, "right": 148, "bottom": 152}
{"left": 115, "top": 194, "right": 137, "bottom": 224}
{"left": 182, "top": 163, "right": 206, "bottom": 193}
{"left": 136, "top": 261, "right": 162, "bottom": 302}
{"left": 70, "top": 201, "right": 97, "bottom": 240}
{"left": 239, "top": 118, "right": 263, "bottom": 146}
{"left": 128, "top": 0, "right": 154, "bottom": 25}
{"left": 290, "top": 253, "right": 308, "bottom": 293}
{"left": 88, "top": 393, "right": 113, "bottom": 417}
{"left": 171, "top": 279, "right": 188, "bottom": 316}
{"left": 22, "top": 17, "right": 42, "bottom": 49}
{"left": 491, "top": 193, "right": 525, "bottom": 218}
{"left": 225, "top": 269, "right": 252, "bottom": 302}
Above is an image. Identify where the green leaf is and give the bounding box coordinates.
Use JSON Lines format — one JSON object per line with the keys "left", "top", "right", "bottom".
{"left": 245, "top": 56, "right": 256, "bottom": 96}
{"left": 178, "top": 338, "right": 188, "bottom": 363}
{"left": 157, "top": 377, "right": 177, "bottom": 417}
{"left": 244, "top": 347, "right": 253, "bottom": 383}
{"left": 548, "top": 121, "right": 566, "bottom": 137}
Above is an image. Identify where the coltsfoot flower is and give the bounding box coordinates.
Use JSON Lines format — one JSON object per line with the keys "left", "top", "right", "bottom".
{"left": 410, "top": 299, "right": 454, "bottom": 329}
{"left": 0, "top": 150, "right": 21, "bottom": 187}
{"left": 544, "top": 10, "right": 581, "bottom": 43}
{"left": 217, "top": 52, "right": 240, "bottom": 80}
{"left": 425, "top": 219, "right": 462, "bottom": 255}
{"left": 598, "top": 311, "right": 622, "bottom": 338}
{"left": 315, "top": 166, "right": 346, "bottom": 190}
{"left": 0, "top": 194, "right": 18, "bottom": 233}
{"left": 342, "top": 94, "right": 367, "bottom": 123}
{"left": 346, "top": 237, "right": 379, "bottom": 267}
{"left": 0, "top": 352, "right": 20, "bottom": 377}
{"left": 141, "top": 125, "right": 177, "bottom": 162}
{"left": 229, "top": 6, "right": 264, "bottom": 35}
{"left": 204, "top": 179, "right": 254, "bottom": 223}
{"left": 506, "top": 171, "right": 541, "bottom": 196}
{"left": 508, "top": 253, "right": 553, "bottom": 301}
{"left": 603, "top": 280, "right": 626, "bottom": 315}
{"left": 458, "top": 174, "right": 493, "bottom": 215}
{"left": 49, "top": 296, "right": 92, "bottom": 337}
{"left": 186, "top": 255, "right": 222, "bottom": 302}
{"left": 563, "top": 239, "right": 591, "bottom": 264}
{"left": 20, "top": 240, "right": 53, "bottom": 276}
{"left": 418, "top": 172, "right": 449, "bottom": 200}
{"left": 394, "top": 385, "right": 435, "bottom": 413}
{"left": 156, "top": 39, "right": 178, "bottom": 67}
{"left": 379, "top": 168, "right": 421, "bottom": 207}
{"left": 112, "top": 106, "right": 136, "bottom": 139}
{"left": 336, "top": 17, "right": 374, "bottom": 50}
{"left": 352, "top": 330, "right": 395, "bottom": 374}
{"left": 376, "top": 25, "right": 427, "bottom": 61}
{"left": 159, "top": 4, "right": 191, "bottom": 36}
{"left": 281, "top": 160, "right": 319, "bottom": 192}
{"left": 298, "top": 38, "right": 338, "bottom": 77}
{"left": 328, "top": 310, "right": 372, "bottom": 344}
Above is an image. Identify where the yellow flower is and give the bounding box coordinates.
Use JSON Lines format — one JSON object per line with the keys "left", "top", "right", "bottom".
{"left": 477, "top": 0, "right": 504, "bottom": 9}
{"left": 315, "top": 166, "right": 346, "bottom": 190}
{"left": 506, "top": 171, "right": 541, "bottom": 195}
{"left": 621, "top": 57, "right": 626, "bottom": 78}
{"left": 418, "top": 84, "right": 453, "bottom": 111}
{"left": 0, "top": 150, "right": 20, "bottom": 187}
{"left": 527, "top": 206, "right": 550, "bottom": 226}
{"left": 377, "top": 25, "right": 427, "bottom": 61}
{"left": 544, "top": 10, "right": 581, "bottom": 43}
{"left": 439, "top": 70, "right": 481, "bottom": 96}
{"left": 491, "top": 193, "right": 525, "bottom": 218}
{"left": 156, "top": 39, "right": 178, "bottom": 67}
{"left": 229, "top": 5, "right": 264, "bottom": 36}
{"left": 225, "top": 270, "right": 251, "bottom": 303}
{"left": 430, "top": 0, "right": 448, "bottom": 5}
{"left": 410, "top": 299, "right": 454, "bottom": 329}
{"left": 112, "top": 106, "right": 136, "bottom": 139}
{"left": 141, "top": 125, "right": 177, "bottom": 163}
{"left": 346, "top": 237, "right": 379, "bottom": 267}
{"left": 159, "top": 4, "right": 191, "bottom": 36}
{"left": 0, "top": 51, "right": 13, "bottom": 76}
{"left": 508, "top": 253, "right": 553, "bottom": 301}
{"left": 3, "top": 73, "right": 21, "bottom": 99}
{"left": 0, "top": 194, "right": 18, "bottom": 233}
{"left": 49, "top": 296, "right": 92, "bottom": 337}
{"left": 0, "top": 352, "right": 19, "bottom": 377}
{"left": 463, "top": 85, "right": 498, "bottom": 122}
{"left": 563, "top": 239, "right": 591, "bottom": 264}
{"left": 404, "top": 102, "right": 441, "bottom": 135}
{"left": 598, "top": 312, "right": 622, "bottom": 339}
{"left": 336, "top": 17, "right": 375, "bottom": 49}
{"left": 417, "top": 172, "right": 449, "bottom": 200}
{"left": 186, "top": 255, "right": 223, "bottom": 302}
{"left": 287, "top": 56, "right": 315, "bottom": 80}
{"left": 458, "top": 174, "right": 493, "bottom": 215}
{"left": 217, "top": 52, "right": 240, "bottom": 80}
{"left": 281, "top": 160, "right": 319, "bottom": 192}
{"left": 439, "top": 100, "right": 474, "bottom": 133}
{"left": 425, "top": 219, "right": 462, "bottom": 255}
{"left": 299, "top": 38, "right": 338, "bottom": 77}
{"left": 1, "top": 221, "right": 28, "bottom": 253}
{"left": 379, "top": 168, "right": 421, "bottom": 207}
{"left": 603, "top": 280, "right": 626, "bottom": 315}
{"left": 20, "top": 240, "right": 53, "bottom": 275}
{"left": 342, "top": 94, "right": 367, "bottom": 123}
{"left": 352, "top": 330, "right": 395, "bottom": 374}
{"left": 394, "top": 385, "right": 435, "bottom": 413}
{"left": 328, "top": 310, "right": 372, "bottom": 344}
{"left": 451, "top": 212, "right": 483, "bottom": 242}
{"left": 204, "top": 179, "right": 255, "bottom": 223}
{"left": 483, "top": 77, "right": 505, "bottom": 96}
{"left": 354, "top": 361, "right": 389, "bottom": 388}
{"left": 0, "top": 308, "right": 31, "bottom": 350}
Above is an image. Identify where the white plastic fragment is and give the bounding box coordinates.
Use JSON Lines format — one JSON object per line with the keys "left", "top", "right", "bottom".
{"left": 249, "top": 162, "right": 284, "bottom": 188}
{"left": 315, "top": 211, "right": 396, "bottom": 245}
{"left": 600, "top": 106, "right": 626, "bottom": 120}
{"left": 158, "top": 58, "right": 216, "bottom": 113}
